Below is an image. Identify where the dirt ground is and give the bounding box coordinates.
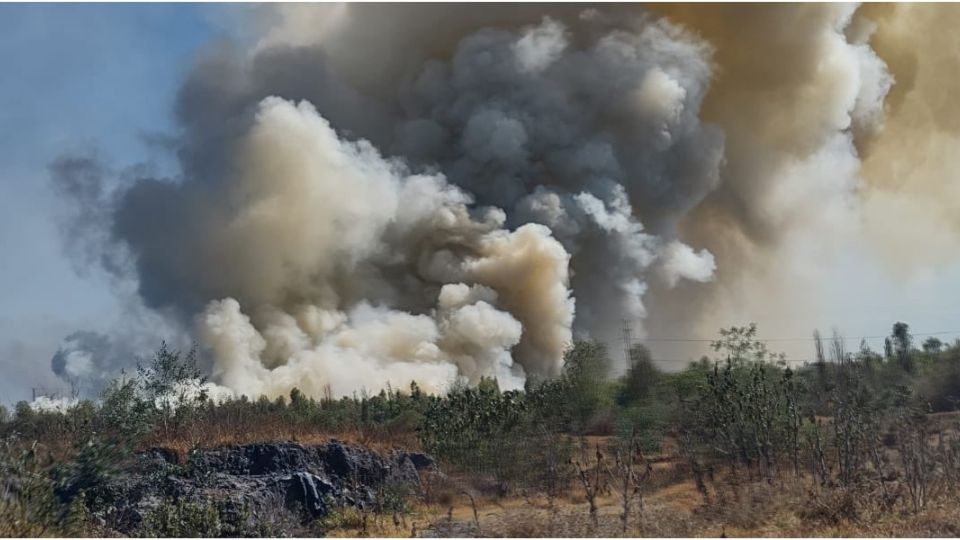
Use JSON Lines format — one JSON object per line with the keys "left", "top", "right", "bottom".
{"left": 328, "top": 442, "right": 960, "bottom": 539}
{"left": 152, "top": 418, "right": 960, "bottom": 537}
{"left": 326, "top": 474, "right": 960, "bottom": 538}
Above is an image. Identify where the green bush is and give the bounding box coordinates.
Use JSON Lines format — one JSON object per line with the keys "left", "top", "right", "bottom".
{"left": 617, "top": 401, "right": 670, "bottom": 454}
{"left": 139, "top": 498, "right": 222, "bottom": 537}
{"left": 915, "top": 346, "right": 960, "bottom": 412}
{"left": 0, "top": 440, "right": 71, "bottom": 536}
{"left": 97, "top": 377, "right": 152, "bottom": 443}
{"left": 51, "top": 435, "right": 123, "bottom": 509}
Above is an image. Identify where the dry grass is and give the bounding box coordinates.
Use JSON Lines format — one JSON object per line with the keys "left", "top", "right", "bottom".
{"left": 139, "top": 421, "right": 422, "bottom": 463}
{"left": 30, "top": 409, "right": 960, "bottom": 537}
{"left": 397, "top": 457, "right": 960, "bottom": 538}
{"left": 118, "top": 419, "right": 960, "bottom": 537}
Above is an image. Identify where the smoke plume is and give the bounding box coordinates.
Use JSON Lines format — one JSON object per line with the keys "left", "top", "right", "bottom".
{"left": 856, "top": 4, "right": 960, "bottom": 273}
{"left": 639, "top": 3, "right": 895, "bottom": 356}
{"left": 48, "top": 4, "right": 960, "bottom": 398}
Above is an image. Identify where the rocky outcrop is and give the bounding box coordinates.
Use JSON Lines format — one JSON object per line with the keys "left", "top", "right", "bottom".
{"left": 91, "top": 441, "right": 436, "bottom": 535}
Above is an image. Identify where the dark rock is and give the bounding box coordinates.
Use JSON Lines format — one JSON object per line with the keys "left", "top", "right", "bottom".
{"left": 283, "top": 471, "right": 335, "bottom": 517}
{"left": 389, "top": 453, "right": 426, "bottom": 487}
{"left": 145, "top": 447, "right": 179, "bottom": 465}
{"left": 318, "top": 440, "right": 388, "bottom": 483}
{"left": 91, "top": 441, "right": 435, "bottom": 535}
{"left": 194, "top": 442, "right": 313, "bottom": 475}
{"left": 404, "top": 452, "right": 436, "bottom": 471}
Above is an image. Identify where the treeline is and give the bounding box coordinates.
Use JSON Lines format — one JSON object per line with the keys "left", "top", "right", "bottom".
{"left": 4, "top": 322, "right": 960, "bottom": 535}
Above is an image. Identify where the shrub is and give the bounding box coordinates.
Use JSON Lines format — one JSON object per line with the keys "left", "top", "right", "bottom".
{"left": 139, "top": 498, "right": 222, "bottom": 537}
{"left": 97, "top": 377, "right": 152, "bottom": 444}
{"left": 0, "top": 440, "right": 69, "bottom": 536}
{"left": 314, "top": 505, "right": 366, "bottom": 534}
{"left": 617, "top": 401, "right": 670, "bottom": 454}
{"left": 51, "top": 435, "right": 123, "bottom": 509}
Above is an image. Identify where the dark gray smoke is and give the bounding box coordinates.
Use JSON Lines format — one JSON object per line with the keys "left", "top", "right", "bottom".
{"left": 50, "top": 3, "right": 924, "bottom": 398}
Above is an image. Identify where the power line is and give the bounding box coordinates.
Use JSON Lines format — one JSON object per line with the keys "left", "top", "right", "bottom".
{"left": 620, "top": 328, "right": 960, "bottom": 367}
{"left": 648, "top": 358, "right": 826, "bottom": 366}
{"left": 632, "top": 329, "right": 960, "bottom": 344}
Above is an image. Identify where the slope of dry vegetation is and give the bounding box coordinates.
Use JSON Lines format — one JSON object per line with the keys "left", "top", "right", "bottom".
{"left": 4, "top": 323, "right": 960, "bottom": 536}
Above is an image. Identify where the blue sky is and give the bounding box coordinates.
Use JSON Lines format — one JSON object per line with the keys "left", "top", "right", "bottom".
{"left": 0, "top": 4, "right": 227, "bottom": 402}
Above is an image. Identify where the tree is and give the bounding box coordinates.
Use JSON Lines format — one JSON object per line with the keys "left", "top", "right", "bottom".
{"left": 891, "top": 322, "right": 915, "bottom": 373}
{"left": 98, "top": 376, "right": 151, "bottom": 443}
{"left": 618, "top": 344, "right": 660, "bottom": 406}
{"left": 138, "top": 342, "right": 206, "bottom": 400}
{"left": 289, "top": 387, "right": 307, "bottom": 408}
{"left": 562, "top": 341, "right": 613, "bottom": 434}
{"left": 14, "top": 401, "right": 34, "bottom": 423}
{"left": 892, "top": 322, "right": 912, "bottom": 349}
{"left": 477, "top": 376, "right": 501, "bottom": 395}
{"left": 922, "top": 337, "right": 944, "bottom": 354}
{"left": 711, "top": 323, "right": 785, "bottom": 365}
{"left": 137, "top": 342, "right": 207, "bottom": 437}
{"left": 687, "top": 325, "right": 799, "bottom": 476}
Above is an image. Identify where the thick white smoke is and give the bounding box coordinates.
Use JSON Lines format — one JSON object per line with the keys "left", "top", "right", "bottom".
{"left": 182, "top": 97, "right": 576, "bottom": 398}
{"left": 28, "top": 396, "right": 80, "bottom": 413}
{"left": 638, "top": 4, "right": 899, "bottom": 359}
{"left": 57, "top": 4, "right": 954, "bottom": 396}
{"left": 51, "top": 9, "right": 726, "bottom": 398}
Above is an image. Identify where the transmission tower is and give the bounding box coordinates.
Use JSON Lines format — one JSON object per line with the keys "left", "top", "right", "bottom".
{"left": 622, "top": 319, "right": 634, "bottom": 367}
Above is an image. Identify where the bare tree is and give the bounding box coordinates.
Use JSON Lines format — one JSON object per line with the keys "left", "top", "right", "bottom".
{"left": 899, "top": 418, "right": 935, "bottom": 512}
{"left": 573, "top": 444, "right": 605, "bottom": 528}
{"left": 678, "top": 429, "right": 711, "bottom": 503}
{"left": 606, "top": 438, "right": 653, "bottom": 533}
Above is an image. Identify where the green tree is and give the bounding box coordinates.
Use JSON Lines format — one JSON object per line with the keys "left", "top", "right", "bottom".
{"left": 684, "top": 325, "right": 800, "bottom": 476}
{"left": 711, "top": 323, "right": 785, "bottom": 365}
{"left": 922, "top": 337, "right": 943, "bottom": 354}
{"left": 137, "top": 342, "right": 208, "bottom": 438}
{"left": 98, "top": 376, "right": 151, "bottom": 443}
{"left": 617, "top": 344, "right": 660, "bottom": 406}
{"left": 14, "top": 401, "right": 34, "bottom": 423}
{"left": 138, "top": 342, "right": 206, "bottom": 400}
{"left": 892, "top": 322, "right": 914, "bottom": 373}
{"left": 561, "top": 341, "right": 614, "bottom": 434}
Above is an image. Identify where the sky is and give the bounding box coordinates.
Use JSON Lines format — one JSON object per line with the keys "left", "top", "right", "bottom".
{"left": 646, "top": 248, "right": 960, "bottom": 368}
{"left": 0, "top": 4, "right": 228, "bottom": 402}
{"left": 3, "top": 4, "right": 960, "bottom": 405}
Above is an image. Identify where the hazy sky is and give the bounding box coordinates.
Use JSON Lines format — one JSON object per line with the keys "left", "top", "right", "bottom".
{"left": 0, "top": 4, "right": 226, "bottom": 402}
{"left": 3, "top": 4, "right": 960, "bottom": 404}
